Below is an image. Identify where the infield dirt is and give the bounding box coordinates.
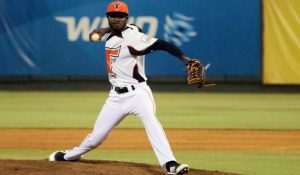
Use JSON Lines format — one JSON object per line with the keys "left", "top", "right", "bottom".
{"left": 1, "top": 129, "right": 299, "bottom": 151}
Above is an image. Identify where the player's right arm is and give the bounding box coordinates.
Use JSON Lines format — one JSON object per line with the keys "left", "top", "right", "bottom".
{"left": 89, "top": 27, "right": 111, "bottom": 42}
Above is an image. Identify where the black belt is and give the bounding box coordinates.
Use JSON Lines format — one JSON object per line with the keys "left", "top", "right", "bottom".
{"left": 112, "top": 85, "right": 136, "bottom": 94}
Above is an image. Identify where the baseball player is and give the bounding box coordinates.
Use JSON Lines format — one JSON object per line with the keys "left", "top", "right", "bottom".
{"left": 49, "top": 1, "right": 193, "bottom": 175}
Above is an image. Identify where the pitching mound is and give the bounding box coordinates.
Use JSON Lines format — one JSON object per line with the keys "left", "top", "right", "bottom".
{"left": 0, "top": 159, "right": 239, "bottom": 175}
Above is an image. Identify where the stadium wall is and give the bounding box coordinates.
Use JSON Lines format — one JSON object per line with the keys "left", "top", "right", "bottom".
{"left": 0, "top": 0, "right": 261, "bottom": 81}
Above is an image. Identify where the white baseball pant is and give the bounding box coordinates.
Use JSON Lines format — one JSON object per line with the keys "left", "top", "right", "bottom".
{"left": 64, "top": 82, "right": 176, "bottom": 166}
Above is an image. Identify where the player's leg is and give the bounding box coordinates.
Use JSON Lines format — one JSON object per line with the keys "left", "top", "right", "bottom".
{"left": 130, "top": 86, "right": 176, "bottom": 166}
{"left": 128, "top": 86, "right": 189, "bottom": 174}
{"left": 64, "top": 92, "right": 126, "bottom": 160}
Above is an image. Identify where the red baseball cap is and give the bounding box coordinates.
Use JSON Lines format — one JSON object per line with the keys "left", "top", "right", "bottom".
{"left": 106, "top": 1, "right": 129, "bottom": 15}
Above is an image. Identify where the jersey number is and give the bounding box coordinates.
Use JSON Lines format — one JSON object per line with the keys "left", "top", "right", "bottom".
{"left": 105, "top": 46, "right": 121, "bottom": 75}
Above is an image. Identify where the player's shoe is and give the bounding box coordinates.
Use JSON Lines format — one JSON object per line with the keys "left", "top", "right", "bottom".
{"left": 166, "top": 161, "right": 190, "bottom": 175}
{"left": 48, "top": 151, "right": 67, "bottom": 161}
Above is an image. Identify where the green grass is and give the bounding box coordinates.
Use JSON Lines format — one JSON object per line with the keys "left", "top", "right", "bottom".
{"left": 0, "top": 91, "right": 300, "bottom": 129}
{"left": 1, "top": 91, "right": 300, "bottom": 175}
{"left": 0, "top": 149, "right": 299, "bottom": 175}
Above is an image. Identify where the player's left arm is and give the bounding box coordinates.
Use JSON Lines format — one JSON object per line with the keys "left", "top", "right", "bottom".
{"left": 128, "top": 36, "right": 209, "bottom": 87}
{"left": 128, "top": 39, "right": 192, "bottom": 64}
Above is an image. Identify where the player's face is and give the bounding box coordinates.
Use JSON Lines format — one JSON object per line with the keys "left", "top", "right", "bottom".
{"left": 107, "top": 13, "right": 128, "bottom": 31}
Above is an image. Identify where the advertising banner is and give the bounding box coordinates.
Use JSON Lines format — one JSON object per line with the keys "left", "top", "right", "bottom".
{"left": 0, "top": 0, "right": 261, "bottom": 77}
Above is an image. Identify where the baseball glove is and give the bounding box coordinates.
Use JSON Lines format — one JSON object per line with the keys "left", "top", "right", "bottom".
{"left": 186, "top": 59, "right": 206, "bottom": 88}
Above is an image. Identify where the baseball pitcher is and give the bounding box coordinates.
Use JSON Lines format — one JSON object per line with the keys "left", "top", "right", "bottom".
{"left": 49, "top": 1, "right": 206, "bottom": 175}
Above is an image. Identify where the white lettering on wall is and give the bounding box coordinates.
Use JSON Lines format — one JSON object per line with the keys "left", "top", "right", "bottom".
{"left": 55, "top": 16, "right": 158, "bottom": 42}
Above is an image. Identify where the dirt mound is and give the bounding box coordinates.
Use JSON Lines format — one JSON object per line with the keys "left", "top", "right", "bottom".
{"left": 0, "top": 159, "right": 239, "bottom": 175}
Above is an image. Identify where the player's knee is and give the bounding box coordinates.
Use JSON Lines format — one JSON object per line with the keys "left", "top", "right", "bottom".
{"left": 86, "top": 133, "right": 108, "bottom": 148}
{"left": 89, "top": 142, "right": 99, "bottom": 149}
{"left": 86, "top": 139, "right": 102, "bottom": 149}
{"left": 137, "top": 113, "right": 157, "bottom": 123}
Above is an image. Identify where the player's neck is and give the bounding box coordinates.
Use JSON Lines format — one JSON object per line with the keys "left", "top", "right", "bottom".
{"left": 110, "top": 26, "right": 128, "bottom": 37}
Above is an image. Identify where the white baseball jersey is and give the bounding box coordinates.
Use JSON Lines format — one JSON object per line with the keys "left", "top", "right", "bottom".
{"left": 103, "top": 24, "right": 157, "bottom": 87}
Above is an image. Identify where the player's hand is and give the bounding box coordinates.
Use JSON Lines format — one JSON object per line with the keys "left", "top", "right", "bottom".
{"left": 186, "top": 59, "right": 216, "bottom": 88}
{"left": 89, "top": 28, "right": 110, "bottom": 42}
{"left": 186, "top": 59, "right": 206, "bottom": 88}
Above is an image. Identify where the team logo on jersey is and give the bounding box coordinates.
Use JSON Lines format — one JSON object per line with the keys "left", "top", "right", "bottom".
{"left": 164, "top": 12, "right": 197, "bottom": 47}
{"left": 105, "top": 46, "right": 121, "bottom": 78}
